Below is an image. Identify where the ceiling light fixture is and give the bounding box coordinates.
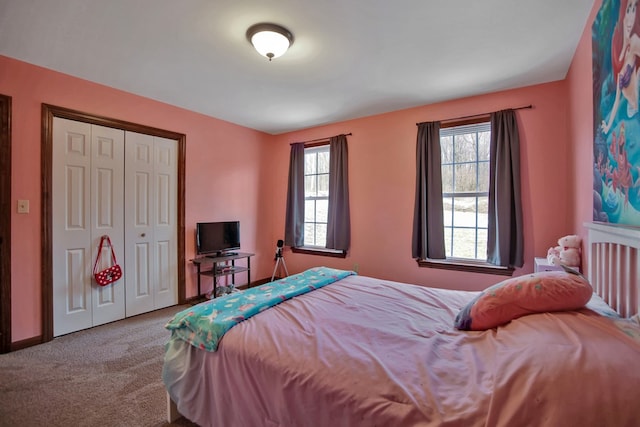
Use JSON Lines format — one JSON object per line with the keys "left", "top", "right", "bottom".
{"left": 246, "top": 23, "right": 294, "bottom": 61}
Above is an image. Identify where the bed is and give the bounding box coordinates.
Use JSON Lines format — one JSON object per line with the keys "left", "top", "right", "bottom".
{"left": 163, "top": 222, "right": 640, "bottom": 426}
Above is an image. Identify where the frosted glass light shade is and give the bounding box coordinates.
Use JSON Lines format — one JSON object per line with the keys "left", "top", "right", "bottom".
{"left": 246, "top": 23, "right": 294, "bottom": 61}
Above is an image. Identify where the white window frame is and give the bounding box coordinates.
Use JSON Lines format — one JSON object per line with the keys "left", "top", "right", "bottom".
{"left": 440, "top": 121, "right": 490, "bottom": 261}
{"left": 303, "top": 145, "right": 330, "bottom": 248}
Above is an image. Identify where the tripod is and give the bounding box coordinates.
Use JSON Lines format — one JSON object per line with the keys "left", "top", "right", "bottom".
{"left": 271, "top": 246, "right": 289, "bottom": 282}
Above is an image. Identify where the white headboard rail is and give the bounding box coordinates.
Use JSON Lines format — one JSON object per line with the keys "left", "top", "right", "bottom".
{"left": 586, "top": 222, "right": 640, "bottom": 317}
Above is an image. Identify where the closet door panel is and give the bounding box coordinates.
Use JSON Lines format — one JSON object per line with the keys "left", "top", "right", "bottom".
{"left": 64, "top": 249, "right": 88, "bottom": 312}
{"left": 125, "top": 132, "right": 155, "bottom": 316}
{"left": 52, "top": 118, "right": 93, "bottom": 336}
{"left": 153, "top": 137, "right": 177, "bottom": 309}
{"left": 134, "top": 242, "right": 151, "bottom": 296}
{"left": 91, "top": 125, "right": 125, "bottom": 326}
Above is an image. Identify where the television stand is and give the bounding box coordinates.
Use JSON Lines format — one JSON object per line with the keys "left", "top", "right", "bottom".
{"left": 206, "top": 251, "right": 238, "bottom": 258}
{"left": 192, "top": 252, "right": 255, "bottom": 299}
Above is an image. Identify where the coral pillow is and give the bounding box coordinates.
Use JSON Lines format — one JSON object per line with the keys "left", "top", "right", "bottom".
{"left": 454, "top": 270, "right": 593, "bottom": 331}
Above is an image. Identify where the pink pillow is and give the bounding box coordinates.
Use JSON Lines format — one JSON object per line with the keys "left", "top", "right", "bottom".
{"left": 454, "top": 270, "right": 593, "bottom": 331}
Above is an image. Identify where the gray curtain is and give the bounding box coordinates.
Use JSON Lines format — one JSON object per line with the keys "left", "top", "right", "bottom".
{"left": 326, "top": 135, "right": 350, "bottom": 250}
{"left": 487, "top": 109, "right": 524, "bottom": 267}
{"left": 284, "top": 143, "right": 305, "bottom": 247}
{"left": 412, "top": 121, "right": 446, "bottom": 259}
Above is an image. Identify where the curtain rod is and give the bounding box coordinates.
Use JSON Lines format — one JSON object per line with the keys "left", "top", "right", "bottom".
{"left": 416, "top": 105, "right": 533, "bottom": 126}
{"left": 290, "top": 132, "right": 352, "bottom": 146}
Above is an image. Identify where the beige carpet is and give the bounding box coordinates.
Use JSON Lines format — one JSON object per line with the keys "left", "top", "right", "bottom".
{"left": 0, "top": 305, "right": 198, "bottom": 427}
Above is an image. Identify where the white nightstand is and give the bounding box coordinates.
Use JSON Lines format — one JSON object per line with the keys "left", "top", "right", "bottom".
{"left": 534, "top": 257, "right": 580, "bottom": 273}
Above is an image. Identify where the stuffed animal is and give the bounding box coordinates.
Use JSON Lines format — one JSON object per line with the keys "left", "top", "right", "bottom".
{"left": 557, "top": 235, "right": 582, "bottom": 267}
{"left": 559, "top": 247, "right": 581, "bottom": 266}
{"left": 547, "top": 235, "right": 582, "bottom": 267}
{"left": 558, "top": 235, "right": 582, "bottom": 250}
{"left": 547, "top": 246, "right": 561, "bottom": 265}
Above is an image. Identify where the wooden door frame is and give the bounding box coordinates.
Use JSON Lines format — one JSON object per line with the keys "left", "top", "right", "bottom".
{"left": 41, "top": 104, "right": 186, "bottom": 342}
{"left": 0, "top": 95, "right": 11, "bottom": 353}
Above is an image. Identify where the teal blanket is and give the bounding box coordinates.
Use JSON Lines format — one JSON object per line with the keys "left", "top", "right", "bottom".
{"left": 165, "top": 267, "right": 355, "bottom": 352}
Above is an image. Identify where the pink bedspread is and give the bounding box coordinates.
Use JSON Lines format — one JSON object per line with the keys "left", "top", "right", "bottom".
{"left": 163, "top": 274, "right": 640, "bottom": 426}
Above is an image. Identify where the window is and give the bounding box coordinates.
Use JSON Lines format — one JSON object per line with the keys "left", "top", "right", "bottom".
{"left": 440, "top": 121, "right": 490, "bottom": 261}
{"left": 286, "top": 135, "right": 349, "bottom": 258}
{"left": 303, "top": 145, "right": 330, "bottom": 247}
{"left": 414, "top": 111, "right": 521, "bottom": 274}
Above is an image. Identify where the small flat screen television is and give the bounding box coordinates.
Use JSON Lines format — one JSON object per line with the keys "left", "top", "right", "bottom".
{"left": 196, "top": 221, "right": 240, "bottom": 256}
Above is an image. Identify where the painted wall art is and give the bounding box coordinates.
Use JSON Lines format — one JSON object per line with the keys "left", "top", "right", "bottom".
{"left": 593, "top": 0, "right": 640, "bottom": 226}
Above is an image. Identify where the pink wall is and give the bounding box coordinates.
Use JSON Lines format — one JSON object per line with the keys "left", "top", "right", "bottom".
{"left": 0, "top": 55, "right": 271, "bottom": 342}
{"left": 567, "top": 1, "right": 600, "bottom": 242}
{"left": 263, "top": 81, "right": 574, "bottom": 290}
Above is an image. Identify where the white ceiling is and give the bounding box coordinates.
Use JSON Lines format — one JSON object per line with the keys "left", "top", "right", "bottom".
{"left": 0, "top": 0, "right": 594, "bottom": 135}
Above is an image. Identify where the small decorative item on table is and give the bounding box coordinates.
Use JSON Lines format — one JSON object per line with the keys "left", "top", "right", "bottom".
{"left": 534, "top": 257, "right": 580, "bottom": 273}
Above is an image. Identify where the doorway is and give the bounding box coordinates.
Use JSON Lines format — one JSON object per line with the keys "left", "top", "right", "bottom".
{"left": 0, "top": 94, "right": 11, "bottom": 353}
{"left": 41, "top": 104, "right": 186, "bottom": 342}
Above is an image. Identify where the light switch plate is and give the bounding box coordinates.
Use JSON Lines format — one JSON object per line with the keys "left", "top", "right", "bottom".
{"left": 17, "top": 199, "right": 29, "bottom": 214}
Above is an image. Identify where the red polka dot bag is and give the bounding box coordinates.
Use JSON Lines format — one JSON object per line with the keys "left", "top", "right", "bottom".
{"left": 93, "top": 235, "right": 123, "bottom": 286}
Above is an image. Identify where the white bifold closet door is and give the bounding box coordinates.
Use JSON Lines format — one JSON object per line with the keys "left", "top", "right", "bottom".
{"left": 52, "top": 118, "right": 126, "bottom": 336}
{"left": 124, "top": 132, "right": 177, "bottom": 316}
{"left": 52, "top": 117, "right": 177, "bottom": 337}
